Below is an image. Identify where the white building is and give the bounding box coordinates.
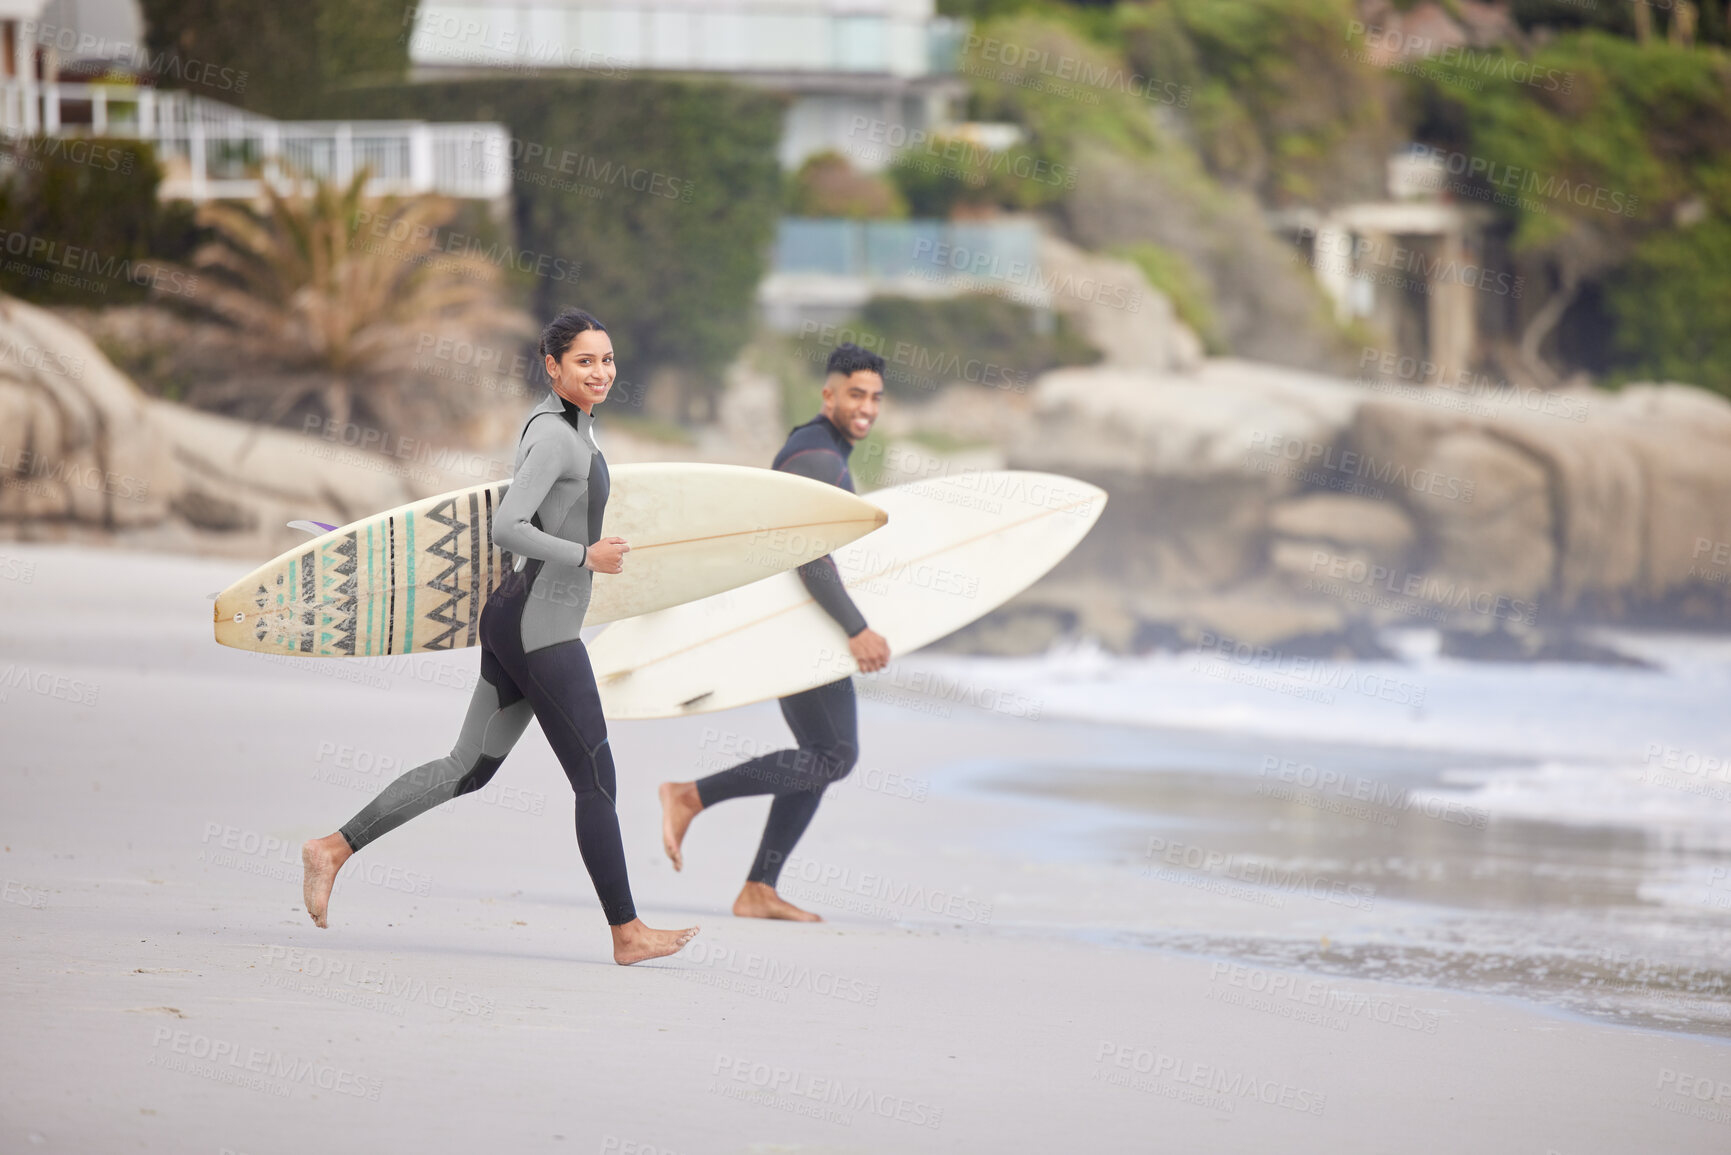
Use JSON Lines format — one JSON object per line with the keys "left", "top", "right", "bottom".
{"left": 0, "top": 0, "right": 510, "bottom": 201}
{"left": 405, "top": 0, "right": 967, "bottom": 169}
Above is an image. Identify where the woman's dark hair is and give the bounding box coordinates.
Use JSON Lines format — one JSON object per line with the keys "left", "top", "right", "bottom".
{"left": 826, "top": 341, "right": 885, "bottom": 379}
{"left": 539, "top": 308, "right": 607, "bottom": 365}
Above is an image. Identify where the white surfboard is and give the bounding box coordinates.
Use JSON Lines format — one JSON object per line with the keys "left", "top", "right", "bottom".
{"left": 214, "top": 464, "right": 887, "bottom": 657}
{"left": 589, "top": 470, "right": 1105, "bottom": 718}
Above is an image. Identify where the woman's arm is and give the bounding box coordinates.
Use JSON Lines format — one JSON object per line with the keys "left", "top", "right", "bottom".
{"left": 493, "top": 422, "right": 591, "bottom": 569}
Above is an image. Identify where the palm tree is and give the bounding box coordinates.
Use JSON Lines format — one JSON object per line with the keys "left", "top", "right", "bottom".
{"left": 178, "top": 168, "right": 533, "bottom": 432}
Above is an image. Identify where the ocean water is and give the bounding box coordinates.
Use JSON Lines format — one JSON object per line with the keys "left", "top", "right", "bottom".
{"left": 897, "top": 630, "right": 1731, "bottom": 1038}
{"left": 907, "top": 627, "right": 1731, "bottom": 838}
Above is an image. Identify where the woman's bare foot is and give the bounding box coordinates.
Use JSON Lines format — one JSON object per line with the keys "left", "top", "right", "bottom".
{"left": 301, "top": 833, "right": 352, "bottom": 928}
{"left": 732, "top": 881, "right": 822, "bottom": 922}
{"left": 657, "top": 782, "right": 703, "bottom": 871}
{"left": 611, "top": 918, "right": 700, "bottom": 965}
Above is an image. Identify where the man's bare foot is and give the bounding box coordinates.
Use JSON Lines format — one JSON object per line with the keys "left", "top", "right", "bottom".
{"left": 732, "top": 881, "right": 822, "bottom": 922}
{"left": 301, "top": 833, "right": 352, "bottom": 928}
{"left": 612, "top": 918, "right": 700, "bottom": 965}
{"left": 657, "top": 782, "right": 703, "bottom": 871}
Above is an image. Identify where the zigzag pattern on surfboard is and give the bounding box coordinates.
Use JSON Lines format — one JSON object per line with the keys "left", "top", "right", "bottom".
{"left": 423, "top": 499, "right": 471, "bottom": 651}
{"left": 253, "top": 583, "right": 269, "bottom": 643}
{"left": 321, "top": 532, "right": 360, "bottom": 657}
{"left": 300, "top": 550, "right": 318, "bottom": 653}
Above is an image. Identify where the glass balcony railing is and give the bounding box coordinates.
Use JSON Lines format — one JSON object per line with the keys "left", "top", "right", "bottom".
{"left": 773, "top": 218, "right": 1040, "bottom": 282}
{"left": 409, "top": 4, "right": 961, "bottom": 78}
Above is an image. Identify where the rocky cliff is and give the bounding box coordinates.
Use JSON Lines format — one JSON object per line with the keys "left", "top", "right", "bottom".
{"left": 916, "top": 359, "right": 1731, "bottom": 658}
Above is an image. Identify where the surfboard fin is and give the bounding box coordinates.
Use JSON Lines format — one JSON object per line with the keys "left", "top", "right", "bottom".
{"left": 287, "top": 520, "right": 339, "bottom": 537}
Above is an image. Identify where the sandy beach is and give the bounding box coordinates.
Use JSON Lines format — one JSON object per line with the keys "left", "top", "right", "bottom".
{"left": 3, "top": 542, "right": 1730, "bottom": 1153}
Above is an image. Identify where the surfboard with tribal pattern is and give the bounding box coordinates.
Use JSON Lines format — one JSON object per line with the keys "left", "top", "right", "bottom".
{"left": 212, "top": 465, "right": 888, "bottom": 658}
{"left": 215, "top": 482, "right": 511, "bottom": 657}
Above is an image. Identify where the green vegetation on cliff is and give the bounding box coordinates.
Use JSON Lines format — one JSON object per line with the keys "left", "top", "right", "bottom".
{"left": 1413, "top": 30, "right": 1731, "bottom": 392}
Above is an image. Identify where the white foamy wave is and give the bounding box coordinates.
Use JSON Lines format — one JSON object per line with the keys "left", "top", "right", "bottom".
{"left": 1407, "top": 761, "right": 1731, "bottom": 846}
{"left": 900, "top": 633, "right": 1731, "bottom": 765}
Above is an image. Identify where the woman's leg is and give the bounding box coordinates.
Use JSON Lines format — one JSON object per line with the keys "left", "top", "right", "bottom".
{"left": 519, "top": 637, "right": 700, "bottom": 963}
{"left": 342, "top": 650, "right": 533, "bottom": 849}
{"left": 520, "top": 638, "right": 636, "bottom": 924}
{"left": 301, "top": 649, "right": 533, "bottom": 927}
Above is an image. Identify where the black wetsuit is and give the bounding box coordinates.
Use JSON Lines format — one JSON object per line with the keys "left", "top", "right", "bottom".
{"left": 691, "top": 413, "right": 866, "bottom": 887}
{"left": 339, "top": 391, "right": 636, "bottom": 925}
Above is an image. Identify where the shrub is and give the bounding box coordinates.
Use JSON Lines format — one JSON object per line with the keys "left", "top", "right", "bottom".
{"left": 0, "top": 137, "right": 194, "bottom": 304}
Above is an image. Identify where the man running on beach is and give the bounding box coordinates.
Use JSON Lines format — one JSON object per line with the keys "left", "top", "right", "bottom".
{"left": 656, "top": 342, "right": 890, "bottom": 921}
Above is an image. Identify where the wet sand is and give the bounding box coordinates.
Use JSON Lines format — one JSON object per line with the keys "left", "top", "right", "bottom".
{"left": 2, "top": 543, "right": 1729, "bottom": 1153}
{"left": 975, "top": 730, "right": 1731, "bottom": 1038}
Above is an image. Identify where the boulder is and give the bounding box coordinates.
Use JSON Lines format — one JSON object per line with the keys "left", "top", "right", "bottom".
{"left": 1349, "top": 382, "right": 1731, "bottom": 615}
{"left": 1406, "top": 429, "right": 1555, "bottom": 601}
{"left": 0, "top": 293, "right": 515, "bottom": 559}
{"left": 0, "top": 298, "right": 182, "bottom": 528}
{"left": 1037, "top": 233, "right": 1203, "bottom": 374}
{"left": 1268, "top": 493, "right": 1417, "bottom": 559}
{"left": 1014, "top": 359, "right": 1360, "bottom": 481}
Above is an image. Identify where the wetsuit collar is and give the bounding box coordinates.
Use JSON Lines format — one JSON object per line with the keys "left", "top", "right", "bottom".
{"left": 809, "top": 412, "right": 854, "bottom": 457}
{"left": 554, "top": 391, "right": 594, "bottom": 433}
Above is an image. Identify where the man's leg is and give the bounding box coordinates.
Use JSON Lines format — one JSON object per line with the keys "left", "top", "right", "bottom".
{"left": 659, "top": 678, "right": 857, "bottom": 919}
{"left": 301, "top": 649, "right": 533, "bottom": 927}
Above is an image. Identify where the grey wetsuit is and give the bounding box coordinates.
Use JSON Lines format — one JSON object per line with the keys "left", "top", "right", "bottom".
{"left": 337, "top": 391, "right": 635, "bottom": 924}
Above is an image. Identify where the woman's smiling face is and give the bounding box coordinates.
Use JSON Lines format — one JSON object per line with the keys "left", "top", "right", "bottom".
{"left": 545, "top": 328, "right": 616, "bottom": 412}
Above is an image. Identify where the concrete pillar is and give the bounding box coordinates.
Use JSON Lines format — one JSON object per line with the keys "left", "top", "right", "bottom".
{"left": 190, "top": 114, "right": 206, "bottom": 200}
{"left": 1427, "top": 225, "right": 1474, "bottom": 382}
{"left": 410, "top": 123, "right": 433, "bottom": 194}
{"left": 1312, "top": 218, "right": 1356, "bottom": 324}
{"left": 41, "top": 45, "right": 58, "bottom": 134}
{"left": 335, "top": 122, "right": 353, "bottom": 186}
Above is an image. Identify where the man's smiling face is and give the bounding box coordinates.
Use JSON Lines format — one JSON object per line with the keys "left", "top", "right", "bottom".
{"left": 822, "top": 369, "right": 884, "bottom": 442}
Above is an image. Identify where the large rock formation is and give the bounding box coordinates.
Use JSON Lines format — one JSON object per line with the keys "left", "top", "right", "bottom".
{"left": 927, "top": 358, "right": 1731, "bottom": 656}
{"left": 0, "top": 294, "right": 765, "bottom": 562}
{"left": 0, "top": 296, "right": 498, "bottom": 559}
{"left": 0, "top": 301, "right": 180, "bottom": 529}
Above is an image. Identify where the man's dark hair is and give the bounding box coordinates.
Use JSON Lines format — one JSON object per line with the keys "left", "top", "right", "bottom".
{"left": 825, "top": 341, "right": 885, "bottom": 380}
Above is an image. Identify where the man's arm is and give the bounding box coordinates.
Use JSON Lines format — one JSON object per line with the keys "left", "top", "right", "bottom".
{"left": 778, "top": 447, "right": 868, "bottom": 637}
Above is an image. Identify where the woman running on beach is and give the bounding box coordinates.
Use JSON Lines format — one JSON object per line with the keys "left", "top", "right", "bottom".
{"left": 300, "top": 308, "right": 699, "bottom": 965}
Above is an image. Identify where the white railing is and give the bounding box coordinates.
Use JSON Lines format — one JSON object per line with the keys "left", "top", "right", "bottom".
{"left": 0, "top": 81, "right": 512, "bottom": 201}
